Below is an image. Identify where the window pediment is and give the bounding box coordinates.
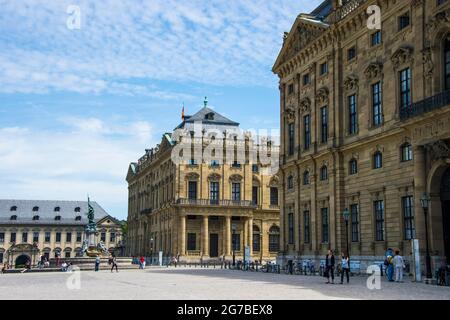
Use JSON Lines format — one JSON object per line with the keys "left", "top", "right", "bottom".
{"left": 364, "top": 62, "right": 383, "bottom": 80}
{"left": 315, "top": 87, "right": 329, "bottom": 105}
{"left": 391, "top": 47, "right": 414, "bottom": 70}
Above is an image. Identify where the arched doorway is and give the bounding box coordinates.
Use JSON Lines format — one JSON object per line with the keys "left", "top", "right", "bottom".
{"left": 441, "top": 167, "right": 450, "bottom": 263}
{"left": 15, "top": 254, "right": 30, "bottom": 268}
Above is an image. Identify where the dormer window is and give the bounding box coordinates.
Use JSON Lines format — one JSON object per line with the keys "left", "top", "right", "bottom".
{"left": 55, "top": 215, "right": 61, "bottom": 221}
{"left": 205, "top": 112, "right": 215, "bottom": 120}
{"left": 75, "top": 216, "right": 82, "bottom": 221}
{"left": 32, "top": 206, "right": 39, "bottom": 212}
{"left": 10, "top": 215, "right": 17, "bottom": 220}
{"left": 10, "top": 206, "right": 17, "bottom": 211}
{"left": 74, "top": 207, "right": 81, "bottom": 213}
{"left": 54, "top": 207, "right": 60, "bottom": 212}
{"left": 33, "top": 215, "right": 40, "bottom": 221}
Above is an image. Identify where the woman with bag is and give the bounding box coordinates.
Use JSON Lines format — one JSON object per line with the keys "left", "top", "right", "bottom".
{"left": 340, "top": 252, "right": 350, "bottom": 284}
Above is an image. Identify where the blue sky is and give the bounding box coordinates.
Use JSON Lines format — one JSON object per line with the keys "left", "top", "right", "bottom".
{"left": 0, "top": 0, "right": 321, "bottom": 220}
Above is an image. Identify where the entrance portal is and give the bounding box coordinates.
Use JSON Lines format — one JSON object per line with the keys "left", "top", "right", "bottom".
{"left": 15, "top": 254, "right": 30, "bottom": 268}
{"left": 209, "top": 234, "right": 219, "bottom": 258}
{"left": 441, "top": 167, "right": 450, "bottom": 263}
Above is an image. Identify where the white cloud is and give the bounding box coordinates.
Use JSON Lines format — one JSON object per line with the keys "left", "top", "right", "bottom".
{"left": 0, "top": 0, "right": 321, "bottom": 95}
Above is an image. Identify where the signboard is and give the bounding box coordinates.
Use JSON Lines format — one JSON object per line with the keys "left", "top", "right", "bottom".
{"left": 244, "top": 246, "right": 251, "bottom": 263}
{"left": 158, "top": 251, "right": 163, "bottom": 267}
{"left": 412, "top": 239, "right": 421, "bottom": 282}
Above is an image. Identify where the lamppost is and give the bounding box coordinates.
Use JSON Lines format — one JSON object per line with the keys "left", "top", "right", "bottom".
{"left": 232, "top": 224, "right": 236, "bottom": 267}
{"left": 420, "top": 193, "right": 433, "bottom": 280}
{"left": 150, "top": 237, "right": 154, "bottom": 266}
{"left": 342, "top": 208, "right": 350, "bottom": 257}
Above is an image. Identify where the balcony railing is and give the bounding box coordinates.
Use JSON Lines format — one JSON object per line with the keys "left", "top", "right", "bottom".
{"left": 400, "top": 89, "right": 450, "bottom": 120}
{"left": 327, "top": 0, "right": 367, "bottom": 24}
{"left": 176, "top": 198, "right": 255, "bottom": 207}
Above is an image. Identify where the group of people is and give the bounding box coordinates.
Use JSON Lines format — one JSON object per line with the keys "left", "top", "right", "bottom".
{"left": 94, "top": 254, "right": 119, "bottom": 272}
{"left": 38, "top": 254, "right": 50, "bottom": 269}
{"left": 323, "top": 248, "right": 406, "bottom": 284}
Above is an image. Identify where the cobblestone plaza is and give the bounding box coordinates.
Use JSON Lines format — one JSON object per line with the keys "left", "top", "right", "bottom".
{"left": 0, "top": 268, "right": 449, "bottom": 300}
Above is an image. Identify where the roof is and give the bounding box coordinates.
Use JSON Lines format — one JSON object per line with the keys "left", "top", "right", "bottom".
{"left": 310, "top": 0, "right": 333, "bottom": 19}
{"left": 175, "top": 107, "right": 239, "bottom": 130}
{"left": 0, "top": 200, "right": 110, "bottom": 226}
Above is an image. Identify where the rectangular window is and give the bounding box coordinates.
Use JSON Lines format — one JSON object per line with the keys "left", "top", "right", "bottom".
{"left": 288, "top": 123, "right": 295, "bottom": 156}
{"left": 403, "top": 196, "right": 415, "bottom": 240}
{"left": 10, "top": 232, "right": 16, "bottom": 243}
{"left": 110, "top": 232, "right": 116, "bottom": 242}
{"left": 400, "top": 68, "right": 412, "bottom": 110}
{"left": 252, "top": 164, "right": 259, "bottom": 173}
{"left": 0, "top": 232, "right": 4, "bottom": 243}
{"left": 348, "top": 94, "right": 358, "bottom": 135}
{"left": 269, "top": 233, "right": 279, "bottom": 252}
{"left": 33, "top": 232, "right": 39, "bottom": 243}
{"left": 101, "top": 232, "right": 106, "bottom": 242}
{"left": 321, "top": 106, "right": 328, "bottom": 143}
{"left": 374, "top": 200, "right": 385, "bottom": 241}
{"left": 371, "top": 30, "right": 381, "bottom": 46}
{"left": 322, "top": 208, "right": 329, "bottom": 243}
{"left": 304, "top": 211, "right": 310, "bottom": 243}
{"left": 303, "top": 73, "right": 310, "bottom": 85}
{"left": 0, "top": 252, "right": 3, "bottom": 263}
{"left": 270, "top": 187, "right": 278, "bottom": 206}
{"left": 399, "top": 12, "right": 410, "bottom": 30}
{"left": 65, "top": 252, "right": 71, "bottom": 258}
{"left": 372, "top": 82, "right": 383, "bottom": 126}
{"left": 288, "top": 213, "right": 294, "bottom": 245}
{"left": 187, "top": 233, "right": 196, "bottom": 251}
{"left": 232, "top": 183, "right": 241, "bottom": 201}
{"left": 320, "top": 62, "right": 328, "bottom": 75}
{"left": 348, "top": 46, "right": 357, "bottom": 60}
{"left": 210, "top": 182, "right": 219, "bottom": 204}
{"left": 22, "top": 232, "right": 28, "bottom": 243}
{"left": 56, "top": 232, "right": 61, "bottom": 243}
{"left": 188, "top": 181, "right": 197, "bottom": 200}
{"left": 253, "top": 234, "right": 260, "bottom": 252}
{"left": 350, "top": 204, "right": 359, "bottom": 242}
{"left": 232, "top": 233, "right": 241, "bottom": 251}
{"left": 304, "top": 115, "right": 311, "bottom": 150}
{"left": 252, "top": 186, "right": 258, "bottom": 205}
{"left": 45, "top": 232, "right": 51, "bottom": 243}
{"left": 288, "top": 83, "right": 294, "bottom": 95}
{"left": 66, "top": 232, "right": 72, "bottom": 243}
{"left": 76, "top": 232, "right": 82, "bottom": 243}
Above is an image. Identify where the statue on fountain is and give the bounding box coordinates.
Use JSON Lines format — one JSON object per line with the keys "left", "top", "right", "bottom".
{"left": 81, "top": 197, "right": 109, "bottom": 257}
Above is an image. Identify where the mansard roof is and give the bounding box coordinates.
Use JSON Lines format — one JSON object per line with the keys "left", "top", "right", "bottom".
{"left": 175, "top": 106, "right": 239, "bottom": 130}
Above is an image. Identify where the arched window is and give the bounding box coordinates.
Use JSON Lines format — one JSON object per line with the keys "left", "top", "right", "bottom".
{"left": 269, "top": 226, "right": 280, "bottom": 252}
{"left": 10, "top": 215, "right": 17, "bottom": 220}
{"left": 55, "top": 215, "right": 61, "bottom": 221}
{"left": 32, "top": 206, "right": 39, "bottom": 212}
{"left": 303, "top": 171, "right": 310, "bottom": 185}
{"left": 445, "top": 34, "right": 450, "bottom": 90}
{"left": 75, "top": 216, "right": 82, "bottom": 221}
{"left": 401, "top": 143, "right": 413, "bottom": 162}
{"left": 349, "top": 159, "right": 358, "bottom": 175}
{"left": 373, "top": 152, "right": 383, "bottom": 169}
{"left": 287, "top": 176, "right": 294, "bottom": 190}
{"left": 54, "top": 207, "right": 60, "bottom": 212}
{"left": 32, "top": 215, "right": 39, "bottom": 221}
{"left": 320, "top": 166, "right": 328, "bottom": 181}
{"left": 10, "top": 206, "right": 17, "bottom": 211}
{"left": 252, "top": 225, "right": 261, "bottom": 252}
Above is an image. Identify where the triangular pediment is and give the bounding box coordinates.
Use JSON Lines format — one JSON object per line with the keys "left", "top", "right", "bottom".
{"left": 273, "top": 14, "right": 329, "bottom": 73}
{"left": 126, "top": 163, "right": 137, "bottom": 182}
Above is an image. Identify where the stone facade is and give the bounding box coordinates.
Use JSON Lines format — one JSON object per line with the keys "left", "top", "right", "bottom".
{"left": 126, "top": 104, "right": 280, "bottom": 263}
{"left": 0, "top": 200, "right": 123, "bottom": 266}
{"left": 273, "top": 0, "right": 450, "bottom": 271}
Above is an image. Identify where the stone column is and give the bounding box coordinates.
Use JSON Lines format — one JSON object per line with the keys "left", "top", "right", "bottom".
{"left": 248, "top": 217, "right": 253, "bottom": 257}
{"left": 225, "top": 216, "right": 231, "bottom": 256}
{"left": 179, "top": 215, "right": 186, "bottom": 256}
{"left": 414, "top": 146, "right": 427, "bottom": 251}
{"left": 202, "top": 216, "right": 209, "bottom": 257}
{"left": 243, "top": 218, "right": 248, "bottom": 247}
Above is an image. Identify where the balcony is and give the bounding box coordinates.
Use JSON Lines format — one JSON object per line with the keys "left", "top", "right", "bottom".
{"left": 327, "top": 0, "right": 367, "bottom": 24}
{"left": 400, "top": 89, "right": 450, "bottom": 121}
{"left": 176, "top": 198, "right": 255, "bottom": 207}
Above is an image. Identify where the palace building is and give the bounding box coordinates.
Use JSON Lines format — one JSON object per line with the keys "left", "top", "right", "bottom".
{"left": 0, "top": 200, "right": 124, "bottom": 267}
{"left": 273, "top": 0, "right": 450, "bottom": 270}
{"left": 126, "top": 100, "right": 280, "bottom": 263}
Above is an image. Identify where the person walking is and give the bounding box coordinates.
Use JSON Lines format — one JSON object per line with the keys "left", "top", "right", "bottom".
{"left": 385, "top": 248, "right": 394, "bottom": 282}
{"left": 139, "top": 255, "right": 145, "bottom": 269}
{"left": 111, "top": 254, "right": 118, "bottom": 273}
{"left": 393, "top": 250, "right": 404, "bottom": 283}
{"left": 340, "top": 252, "right": 350, "bottom": 284}
{"left": 325, "top": 250, "right": 335, "bottom": 284}
{"left": 95, "top": 255, "right": 100, "bottom": 272}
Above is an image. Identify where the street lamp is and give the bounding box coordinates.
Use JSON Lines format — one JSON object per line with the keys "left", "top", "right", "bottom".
{"left": 150, "top": 237, "right": 154, "bottom": 266}
{"left": 232, "top": 224, "right": 236, "bottom": 267}
{"left": 342, "top": 208, "right": 350, "bottom": 257}
{"left": 420, "top": 193, "right": 432, "bottom": 280}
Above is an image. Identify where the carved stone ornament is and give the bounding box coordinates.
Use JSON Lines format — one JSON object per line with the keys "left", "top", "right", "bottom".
{"left": 422, "top": 47, "right": 434, "bottom": 78}
{"left": 268, "top": 175, "right": 280, "bottom": 187}
{"left": 208, "top": 173, "right": 221, "bottom": 181}
{"left": 426, "top": 9, "right": 450, "bottom": 33}
{"left": 315, "top": 87, "right": 329, "bottom": 105}
{"left": 344, "top": 75, "right": 359, "bottom": 92}
{"left": 364, "top": 62, "right": 383, "bottom": 80}
{"left": 229, "top": 174, "right": 243, "bottom": 182}
{"left": 185, "top": 172, "right": 200, "bottom": 180}
{"left": 285, "top": 107, "right": 296, "bottom": 121}
{"left": 299, "top": 97, "right": 311, "bottom": 113}
{"left": 391, "top": 47, "right": 414, "bottom": 70}
{"left": 425, "top": 140, "right": 450, "bottom": 160}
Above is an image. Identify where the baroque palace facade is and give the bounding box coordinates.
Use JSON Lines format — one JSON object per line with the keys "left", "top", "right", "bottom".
{"left": 0, "top": 200, "right": 123, "bottom": 267}
{"left": 126, "top": 101, "right": 280, "bottom": 262}
{"left": 273, "top": 0, "right": 450, "bottom": 269}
